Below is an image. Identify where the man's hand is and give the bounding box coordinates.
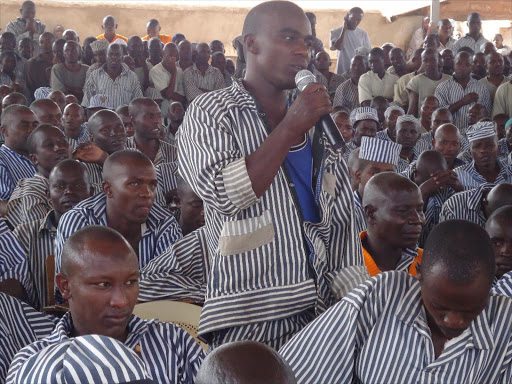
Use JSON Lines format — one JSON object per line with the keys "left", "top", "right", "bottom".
{"left": 419, "top": 169, "right": 462, "bottom": 199}
{"left": 24, "top": 18, "right": 36, "bottom": 34}
{"left": 73, "top": 142, "right": 108, "bottom": 164}
{"left": 279, "top": 82, "right": 333, "bottom": 143}
{"left": 343, "top": 14, "right": 349, "bottom": 30}
{"left": 460, "top": 92, "right": 479, "bottom": 105}
{"left": 167, "top": 57, "right": 177, "bottom": 74}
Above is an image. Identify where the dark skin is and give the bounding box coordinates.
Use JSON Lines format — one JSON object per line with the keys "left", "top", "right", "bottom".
{"left": 389, "top": 48, "right": 407, "bottom": 77}
{"left": 19, "top": 39, "right": 33, "bottom": 60}
{"left": 419, "top": 96, "right": 440, "bottom": 131}
{"left": 65, "top": 94, "right": 79, "bottom": 105}
{"left": 418, "top": 267, "right": 491, "bottom": 358}
{"left": 49, "top": 91, "right": 66, "bottom": 114}
{"left": 370, "top": 97, "right": 389, "bottom": 127}
{"left": 408, "top": 49, "right": 442, "bottom": 117}
{"left": 314, "top": 51, "right": 334, "bottom": 84}
{"left": 212, "top": 53, "right": 227, "bottom": 75}
{"left": 506, "top": 121, "right": 512, "bottom": 151}
{"left": 243, "top": 3, "right": 332, "bottom": 198}
{"left": 167, "top": 102, "right": 184, "bottom": 136}
{"left": 384, "top": 110, "right": 403, "bottom": 141}
{"left": 0, "top": 33, "right": 16, "bottom": 53}
{"left": 28, "top": 126, "right": 71, "bottom": 178}
{"left": 56, "top": 237, "right": 140, "bottom": 342}
{"left": 396, "top": 121, "right": 420, "bottom": 162}
{"left": 467, "top": 103, "right": 487, "bottom": 126}
{"left": 115, "top": 106, "right": 134, "bottom": 137}
{"left": 38, "top": 32, "right": 55, "bottom": 62}
{"left": 160, "top": 43, "right": 186, "bottom": 104}
{"left": 2, "top": 93, "right": 26, "bottom": 108}
{"left": 449, "top": 53, "right": 479, "bottom": 114}
{"left": 486, "top": 214, "right": 512, "bottom": 279}
{"left": 353, "top": 120, "right": 378, "bottom": 146}
{"left": 349, "top": 55, "right": 367, "bottom": 86}
{"left": 176, "top": 182, "right": 204, "bottom": 236}
{"left": 103, "top": 159, "right": 158, "bottom": 255}
{"left": 470, "top": 136, "right": 500, "bottom": 183}
{"left": 102, "top": 16, "right": 118, "bottom": 43}
{"left": 467, "top": 13, "right": 483, "bottom": 41}
{"left": 1, "top": 55, "right": 17, "bottom": 82}
{"left": 438, "top": 20, "right": 453, "bottom": 46}
{"left": 441, "top": 49, "right": 454, "bottom": 75}
{"left": 332, "top": 9, "right": 363, "bottom": 51}
{"left": 129, "top": 100, "right": 162, "bottom": 162}
{"left": 471, "top": 53, "right": 486, "bottom": 80}
{"left": 355, "top": 161, "right": 395, "bottom": 200}
{"left": 333, "top": 112, "right": 353, "bottom": 143}
{"left": 82, "top": 37, "right": 96, "bottom": 66}
{"left": 195, "top": 42, "right": 212, "bottom": 80}
{"left": 31, "top": 100, "right": 63, "bottom": 129}
{"left": 433, "top": 123, "right": 461, "bottom": 170}
{"left": 148, "top": 38, "right": 162, "bottom": 66}
{"left": 381, "top": 44, "right": 394, "bottom": 69}
{"left": 178, "top": 40, "right": 193, "bottom": 70}
{"left": 127, "top": 36, "right": 149, "bottom": 90}
{"left": 486, "top": 52, "right": 505, "bottom": 88}
{"left": 105, "top": 44, "right": 123, "bottom": 81}
{"left": 364, "top": 181, "right": 425, "bottom": 273}
{"left": 146, "top": 20, "right": 161, "bottom": 39}
{"left": 52, "top": 39, "right": 66, "bottom": 65}
{"left": 493, "top": 114, "right": 508, "bottom": 141}
{"left": 63, "top": 103, "right": 85, "bottom": 140}
{"left": 60, "top": 41, "right": 85, "bottom": 99}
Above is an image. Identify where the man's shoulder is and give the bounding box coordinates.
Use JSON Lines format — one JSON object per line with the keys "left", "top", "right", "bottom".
{"left": 52, "top": 63, "right": 65, "bottom": 71}
{"left": 61, "top": 193, "right": 104, "bottom": 221}
{"left": 188, "top": 82, "right": 252, "bottom": 114}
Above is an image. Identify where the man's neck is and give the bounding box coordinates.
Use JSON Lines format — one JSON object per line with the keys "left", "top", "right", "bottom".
{"left": 400, "top": 148, "right": 414, "bottom": 162}
{"left": 439, "top": 35, "right": 450, "bottom": 45}
{"left": 469, "top": 32, "right": 481, "bottom": 41}
{"left": 395, "top": 66, "right": 407, "bottom": 77}
{"left": 105, "top": 33, "right": 116, "bottom": 43}
{"left": 446, "top": 157, "right": 456, "bottom": 170}
{"left": 476, "top": 160, "right": 500, "bottom": 181}
{"left": 454, "top": 74, "right": 470, "bottom": 87}
{"left": 488, "top": 73, "right": 504, "bottom": 83}
{"left": 6, "top": 144, "right": 29, "bottom": 157}
{"left": 65, "top": 126, "right": 81, "bottom": 140}
{"left": 107, "top": 65, "right": 122, "bottom": 78}
{"left": 106, "top": 205, "right": 142, "bottom": 241}
{"left": 425, "top": 70, "right": 442, "bottom": 81}
{"left": 374, "top": 70, "right": 386, "bottom": 79}
{"left": 169, "top": 120, "right": 181, "bottom": 135}
{"left": 196, "top": 62, "right": 209, "bottom": 73}
{"left": 364, "top": 231, "right": 404, "bottom": 272}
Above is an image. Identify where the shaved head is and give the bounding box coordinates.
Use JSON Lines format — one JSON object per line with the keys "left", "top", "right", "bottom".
{"left": 49, "top": 159, "right": 90, "bottom": 188}
{"left": 102, "top": 149, "right": 154, "bottom": 183}
{"left": 30, "top": 98, "right": 60, "bottom": 115}
{"left": 196, "top": 341, "right": 297, "bottom": 384}
{"left": 363, "top": 172, "right": 419, "bottom": 209}
{"left": 414, "top": 150, "right": 448, "bottom": 186}
{"left": 128, "top": 97, "right": 159, "bottom": 116}
{"left": 487, "top": 205, "right": 512, "bottom": 230}
{"left": 2, "top": 92, "right": 26, "bottom": 108}
{"left": 26, "top": 123, "right": 63, "bottom": 154}
{"left": 87, "top": 109, "right": 122, "bottom": 135}
{"left": 434, "top": 123, "right": 459, "bottom": 141}
{"left": 486, "top": 184, "right": 512, "bottom": 216}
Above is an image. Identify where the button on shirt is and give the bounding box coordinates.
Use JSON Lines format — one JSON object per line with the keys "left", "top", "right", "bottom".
{"left": 330, "top": 27, "right": 371, "bottom": 75}
{"left": 358, "top": 71, "right": 399, "bottom": 104}
{"left": 183, "top": 64, "right": 225, "bottom": 103}
{"left": 7, "top": 312, "right": 205, "bottom": 384}
{"left": 82, "top": 63, "right": 143, "bottom": 109}
{"left": 280, "top": 271, "right": 512, "bottom": 384}
{"left": 435, "top": 77, "right": 491, "bottom": 134}
{"left": 0, "top": 146, "right": 37, "bottom": 200}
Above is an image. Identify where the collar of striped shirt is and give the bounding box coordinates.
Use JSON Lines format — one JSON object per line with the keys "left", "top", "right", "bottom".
{"left": 38, "top": 209, "right": 57, "bottom": 233}
{"left": 456, "top": 158, "right": 512, "bottom": 189}
{"left": 466, "top": 183, "right": 494, "bottom": 211}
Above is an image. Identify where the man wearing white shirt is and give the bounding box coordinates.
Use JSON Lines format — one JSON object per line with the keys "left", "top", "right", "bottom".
{"left": 330, "top": 7, "right": 371, "bottom": 75}
{"left": 149, "top": 42, "right": 186, "bottom": 116}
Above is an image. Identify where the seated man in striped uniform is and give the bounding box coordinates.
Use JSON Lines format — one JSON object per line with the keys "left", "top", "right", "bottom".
{"left": 395, "top": 115, "right": 422, "bottom": 172}
{"left": 440, "top": 182, "right": 512, "bottom": 227}
{"left": 281, "top": 220, "right": 512, "bottom": 383}
{"left": 343, "top": 106, "right": 380, "bottom": 160}
{"left": 349, "top": 136, "right": 402, "bottom": 234}
{"left": 0, "top": 105, "right": 38, "bottom": 215}
{"left": 455, "top": 121, "right": 512, "bottom": 190}
{"left": 196, "top": 341, "right": 297, "bottom": 384}
{"left": 0, "top": 292, "right": 56, "bottom": 383}
{"left": 62, "top": 103, "right": 89, "bottom": 148}
{"left": 6, "top": 124, "right": 71, "bottom": 228}
{"left": 360, "top": 172, "right": 424, "bottom": 277}
{"left": 413, "top": 107, "right": 453, "bottom": 161}
{"left": 8, "top": 226, "right": 204, "bottom": 384}
{"left": 125, "top": 98, "right": 176, "bottom": 166}
{"left": 13, "top": 159, "right": 92, "bottom": 310}
{"left": 375, "top": 105, "right": 404, "bottom": 142}
{"left": 8, "top": 334, "right": 152, "bottom": 383}
{"left": 486, "top": 206, "right": 512, "bottom": 288}
{"left": 411, "top": 150, "right": 462, "bottom": 246}
{"left": 29, "top": 98, "right": 62, "bottom": 130}
{"left": 54, "top": 150, "right": 183, "bottom": 303}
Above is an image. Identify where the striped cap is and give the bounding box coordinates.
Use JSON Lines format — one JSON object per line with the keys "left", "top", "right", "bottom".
{"left": 397, "top": 114, "right": 421, "bottom": 130}
{"left": 467, "top": 121, "right": 497, "bottom": 142}
{"left": 34, "top": 87, "right": 52, "bottom": 100}
{"left": 384, "top": 105, "right": 405, "bottom": 121}
{"left": 14, "top": 334, "right": 153, "bottom": 383}
{"left": 90, "top": 39, "right": 109, "bottom": 53}
{"left": 360, "top": 136, "right": 402, "bottom": 166}
{"left": 350, "top": 107, "right": 379, "bottom": 126}
{"left": 505, "top": 118, "right": 512, "bottom": 131}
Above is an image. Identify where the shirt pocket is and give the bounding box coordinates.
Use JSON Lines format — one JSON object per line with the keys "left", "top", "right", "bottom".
{"left": 218, "top": 210, "right": 275, "bottom": 256}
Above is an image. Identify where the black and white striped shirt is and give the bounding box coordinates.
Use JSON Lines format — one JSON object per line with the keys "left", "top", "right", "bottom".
{"left": 333, "top": 78, "right": 359, "bottom": 111}
{"left": 7, "top": 312, "right": 205, "bottom": 384}
{"left": 439, "top": 184, "right": 491, "bottom": 227}
{"left": 280, "top": 271, "right": 512, "bottom": 383}
{"left": 375, "top": 128, "right": 393, "bottom": 142}
{"left": 493, "top": 271, "right": 512, "bottom": 298}
{"left": 455, "top": 158, "right": 512, "bottom": 190}
{"left": 435, "top": 78, "right": 491, "bottom": 134}
{"left": 82, "top": 64, "right": 143, "bottom": 109}
{"left": 126, "top": 137, "right": 177, "bottom": 166}
{"left": 5, "top": 173, "right": 51, "bottom": 229}
{"left": 178, "top": 80, "right": 365, "bottom": 342}
{"left": 0, "top": 292, "right": 55, "bottom": 383}
{"left": 0, "top": 145, "right": 37, "bottom": 200}
{"left": 183, "top": 64, "right": 225, "bottom": 103}
{"left": 139, "top": 226, "right": 209, "bottom": 304}
{"left": 421, "top": 187, "right": 456, "bottom": 247}
{"left": 353, "top": 190, "right": 366, "bottom": 234}
{"left": 0, "top": 219, "right": 29, "bottom": 290}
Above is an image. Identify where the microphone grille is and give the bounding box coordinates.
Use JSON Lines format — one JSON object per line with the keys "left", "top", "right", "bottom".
{"left": 295, "top": 70, "right": 316, "bottom": 92}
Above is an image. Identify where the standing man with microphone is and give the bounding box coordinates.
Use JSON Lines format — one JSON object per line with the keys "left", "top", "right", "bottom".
{"left": 178, "top": 0, "right": 366, "bottom": 351}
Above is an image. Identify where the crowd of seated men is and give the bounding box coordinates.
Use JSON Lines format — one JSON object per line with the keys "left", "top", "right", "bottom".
{"left": 1, "top": 0, "right": 512, "bottom": 383}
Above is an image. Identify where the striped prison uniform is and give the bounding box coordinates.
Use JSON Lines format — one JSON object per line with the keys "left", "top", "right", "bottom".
{"left": 183, "top": 64, "right": 226, "bottom": 103}
{"left": 0, "top": 145, "right": 37, "bottom": 200}
{"left": 178, "top": 79, "right": 365, "bottom": 349}
{"left": 7, "top": 312, "right": 205, "bottom": 384}
{"left": 439, "top": 183, "right": 492, "bottom": 227}
{"left": 126, "top": 137, "right": 177, "bottom": 167}
{"left": 280, "top": 271, "right": 512, "bottom": 383}
{"left": 455, "top": 158, "right": 512, "bottom": 190}
{"left": 494, "top": 271, "right": 512, "bottom": 298}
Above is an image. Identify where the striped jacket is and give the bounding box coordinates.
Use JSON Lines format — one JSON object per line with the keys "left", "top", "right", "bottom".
{"left": 280, "top": 271, "right": 512, "bottom": 383}
{"left": 0, "top": 292, "right": 56, "bottom": 383}
{"left": 493, "top": 271, "right": 512, "bottom": 298}
{"left": 0, "top": 219, "right": 28, "bottom": 288}
{"left": 0, "top": 145, "right": 37, "bottom": 200}
{"left": 7, "top": 312, "right": 205, "bottom": 384}
{"left": 439, "top": 184, "right": 491, "bottom": 227}
{"left": 455, "top": 158, "right": 512, "bottom": 190}
{"left": 178, "top": 80, "right": 365, "bottom": 341}
{"left": 126, "top": 136, "right": 178, "bottom": 166}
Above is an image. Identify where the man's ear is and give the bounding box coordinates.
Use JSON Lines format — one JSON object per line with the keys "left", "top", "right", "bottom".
{"left": 354, "top": 169, "right": 362, "bottom": 184}
{"left": 29, "top": 153, "right": 38, "bottom": 167}
{"left": 245, "top": 35, "right": 259, "bottom": 55}
{"left": 55, "top": 273, "right": 71, "bottom": 300}
{"left": 364, "top": 204, "right": 377, "bottom": 223}
{"left": 102, "top": 180, "right": 112, "bottom": 197}
{"left": 0, "top": 125, "right": 7, "bottom": 138}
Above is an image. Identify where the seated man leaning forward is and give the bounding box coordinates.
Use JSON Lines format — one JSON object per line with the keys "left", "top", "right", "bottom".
{"left": 54, "top": 150, "right": 183, "bottom": 285}
{"left": 360, "top": 172, "right": 425, "bottom": 277}
{"left": 280, "top": 220, "right": 512, "bottom": 383}
{"left": 7, "top": 226, "right": 204, "bottom": 384}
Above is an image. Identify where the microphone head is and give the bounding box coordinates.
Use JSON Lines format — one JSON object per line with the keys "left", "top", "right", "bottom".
{"left": 295, "top": 69, "right": 316, "bottom": 92}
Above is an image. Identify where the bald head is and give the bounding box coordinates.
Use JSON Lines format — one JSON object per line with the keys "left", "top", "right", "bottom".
{"left": 363, "top": 172, "right": 419, "bottom": 209}
{"left": 2, "top": 92, "right": 26, "bottom": 108}
{"left": 487, "top": 205, "right": 512, "bottom": 231}
{"left": 61, "top": 225, "right": 136, "bottom": 276}
{"left": 196, "top": 341, "right": 296, "bottom": 384}
{"left": 26, "top": 123, "right": 64, "bottom": 154}
{"left": 414, "top": 151, "right": 448, "bottom": 186}
{"left": 30, "top": 98, "right": 60, "bottom": 115}
{"left": 128, "top": 97, "right": 159, "bottom": 116}
{"left": 87, "top": 109, "right": 122, "bottom": 135}
{"left": 102, "top": 149, "right": 154, "bottom": 182}
{"left": 434, "top": 123, "right": 459, "bottom": 141}
{"left": 486, "top": 184, "right": 512, "bottom": 216}
{"left": 50, "top": 158, "right": 89, "bottom": 187}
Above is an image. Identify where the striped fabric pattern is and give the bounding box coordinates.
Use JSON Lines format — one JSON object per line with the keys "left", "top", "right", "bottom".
{"left": 349, "top": 106, "right": 379, "bottom": 126}
{"left": 467, "top": 121, "right": 497, "bottom": 142}
{"left": 435, "top": 78, "right": 491, "bottom": 134}
{"left": 5, "top": 174, "right": 51, "bottom": 229}
{"left": 54, "top": 192, "right": 183, "bottom": 276}
{"left": 183, "top": 64, "right": 226, "bottom": 102}
{"left": 0, "top": 146, "right": 37, "bottom": 200}
{"left": 375, "top": 128, "right": 393, "bottom": 142}
{"left": 139, "top": 227, "right": 209, "bottom": 304}
{"left": 332, "top": 78, "right": 359, "bottom": 111}
{"left": 82, "top": 64, "right": 143, "bottom": 109}
{"left": 178, "top": 79, "right": 365, "bottom": 343}
{"left": 280, "top": 271, "right": 512, "bottom": 383}
{"left": 421, "top": 187, "right": 456, "bottom": 247}
{"left": 0, "top": 219, "right": 29, "bottom": 285}
{"left": 7, "top": 313, "right": 205, "bottom": 384}
{"left": 455, "top": 158, "right": 512, "bottom": 190}
{"left": 360, "top": 136, "right": 401, "bottom": 166}
{"left": 13, "top": 211, "right": 57, "bottom": 310}
{"left": 5, "top": 18, "right": 45, "bottom": 41}
{"left": 493, "top": 271, "right": 512, "bottom": 298}
{"left": 353, "top": 190, "right": 366, "bottom": 234}
{"left": 414, "top": 131, "right": 434, "bottom": 156}
{"left": 0, "top": 292, "right": 56, "bottom": 383}
{"left": 439, "top": 184, "right": 491, "bottom": 226}
{"left": 126, "top": 137, "right": 177, "bottom": 166}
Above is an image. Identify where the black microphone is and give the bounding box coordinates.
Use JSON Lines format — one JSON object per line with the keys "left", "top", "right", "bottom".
{"left": 295, "top": 70, "right": 344, "bottom": 150}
